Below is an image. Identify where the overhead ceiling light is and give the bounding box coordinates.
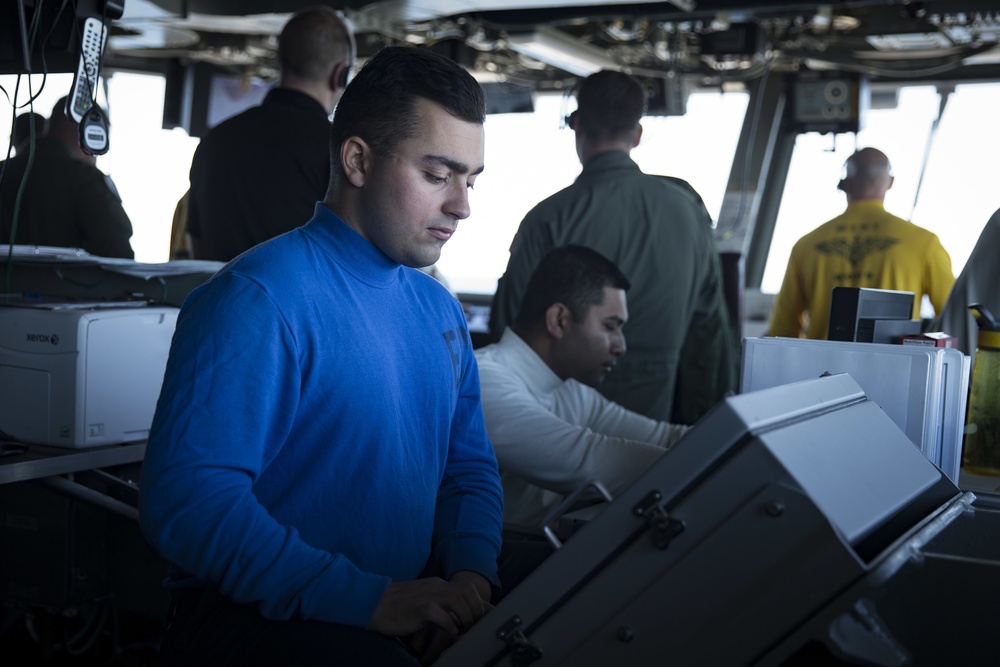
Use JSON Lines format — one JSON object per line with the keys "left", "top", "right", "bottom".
{"left": 507, "top": 26, "right": 619, "bottom": 76}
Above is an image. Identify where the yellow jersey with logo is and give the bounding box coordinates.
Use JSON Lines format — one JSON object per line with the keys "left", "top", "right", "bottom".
{"left": 769, "top": 200, "right": 954, "bottom": 339}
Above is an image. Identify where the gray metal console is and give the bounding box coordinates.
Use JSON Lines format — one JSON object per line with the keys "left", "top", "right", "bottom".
{"left": 438, "top": 373, "right": 987, "bottom": 666}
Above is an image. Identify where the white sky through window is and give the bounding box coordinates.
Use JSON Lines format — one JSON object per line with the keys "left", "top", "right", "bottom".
{"left": 2, "top": 73, "right": 996, "bottom": 303}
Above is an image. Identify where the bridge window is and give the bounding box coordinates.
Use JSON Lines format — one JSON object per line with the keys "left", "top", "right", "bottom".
{"left": 440, "top": 90, "right": 750, "bottom": 294}
{"left": 762, "top": 82, "right": 1000, "bottom": 308}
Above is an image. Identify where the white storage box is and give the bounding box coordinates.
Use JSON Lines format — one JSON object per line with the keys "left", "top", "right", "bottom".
{"left": 0, "top": 303, "right": 178, "bottom": 448}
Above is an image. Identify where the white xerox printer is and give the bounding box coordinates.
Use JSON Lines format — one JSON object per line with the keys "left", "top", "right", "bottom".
{"left": 0, "top": 302, "right": 178, "bottom": 448}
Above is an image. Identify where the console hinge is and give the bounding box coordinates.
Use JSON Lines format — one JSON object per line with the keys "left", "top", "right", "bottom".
{"left": 633, "top": 489, "right": 685, "bottom": 549}
{"left": 497, "top": 615, "right": 542, "bottom": 666}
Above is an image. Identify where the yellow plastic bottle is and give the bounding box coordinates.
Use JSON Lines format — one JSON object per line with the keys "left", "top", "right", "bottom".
{"left": 961, "top": 304, "right": 1000, "bottom": 475}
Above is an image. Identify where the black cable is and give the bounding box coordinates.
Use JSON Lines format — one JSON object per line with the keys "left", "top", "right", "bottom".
{"left": 13, "top": 0, "right": 55, "bottom": 109}
{"left": 29, "top": 0, "right": 77, "bottom": 106}
{"left": 3, "top": 0, "right": 75, "bottom": 288}
{"left": 2, "top": 56, "right": 28, "bottom": 287}
{"left": 4, "top": 74, "right": 35, "bottom": 293}
{"left": 65, "top": 598, "right": 111, "bottom": 656}
{"left": 1, "top": 77, "right": 18, "bottom": 165}
{"left": 791, "top": 42, "right": 996, "bottom": 80}
{"left": 16, "top": 0, "right": 32, "bottom": 74}
{"left": 5, "top": 115, "right": 38, "bottom": 281}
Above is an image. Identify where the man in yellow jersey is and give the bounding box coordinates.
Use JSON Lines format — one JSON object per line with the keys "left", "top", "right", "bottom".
{"left": 768, "top": 147, "right": 954, "bottom": 339}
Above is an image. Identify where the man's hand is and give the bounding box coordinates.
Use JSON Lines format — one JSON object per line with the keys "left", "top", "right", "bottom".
{"left": 369, "top": 574, "right": 492, "bottom": 638}
{"left": 448, "top": 570, "right": 492, "bottom": 605}
{"left": 402, "top": 572, "right": 494, "bottom": 665}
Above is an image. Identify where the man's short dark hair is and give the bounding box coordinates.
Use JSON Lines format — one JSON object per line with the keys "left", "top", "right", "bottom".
{"left": 514, "top": 245, "right": 631, "bottom": 330}
{"left": 278, "top": 6, "right": 353, "bottom": 83}
{"left": 575, "top": 70, "right": 646, "bottom": 143}
{"left": 329, "top": 45, "right": 486, "bottom": 184}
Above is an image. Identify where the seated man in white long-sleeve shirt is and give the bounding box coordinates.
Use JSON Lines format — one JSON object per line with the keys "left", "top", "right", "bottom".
{"left": 476, "top": 245, "right": 688, "bottom": 530}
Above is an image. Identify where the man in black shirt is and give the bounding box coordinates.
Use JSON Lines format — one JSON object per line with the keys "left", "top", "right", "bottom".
{"left": 187, "top": 6, "right": 355, "bottom": 261}
{"left": 0, "top": 98, "right": 133, "bottom": 258}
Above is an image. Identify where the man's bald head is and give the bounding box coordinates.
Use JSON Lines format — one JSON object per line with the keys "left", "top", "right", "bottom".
{"left": 839, "top": 147, "right": 894, "bottom": 202}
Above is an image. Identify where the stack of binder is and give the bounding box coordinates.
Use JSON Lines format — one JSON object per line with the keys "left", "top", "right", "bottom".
{"left": 740, "top": 336, "right": 970, "bottom": 482}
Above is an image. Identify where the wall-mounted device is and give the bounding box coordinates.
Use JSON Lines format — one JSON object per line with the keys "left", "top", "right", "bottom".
{"left": 67, "top": 1, "right": 124, "bottom": 156}
{"left": 67, "top": 15, "right": 108, "bottom": 123}
{"left": 789, "top": 71, "right": 870, "bottom": 134}
{"left": 641, "top": 73, "right": 688, "bottom": 116}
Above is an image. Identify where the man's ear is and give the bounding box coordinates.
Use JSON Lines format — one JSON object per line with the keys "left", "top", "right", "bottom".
{"left": 545, "top": 303, "right": 573, "bottom": 340}
{"left": 340, "top": 136, "right": 371, "bottom": 188}
{"left": 631, "top": 123, "right": 643, "bottom": 148}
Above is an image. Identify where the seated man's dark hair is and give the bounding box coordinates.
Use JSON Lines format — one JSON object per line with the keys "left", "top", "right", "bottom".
{"left": 574, "top": 70, "right": 646, "bottom": 143}
{"left": 514, "top": 244, "right": 631, "bottom": 331}
{"left": 329, "top": 45, "right": 486, "bottom": 184}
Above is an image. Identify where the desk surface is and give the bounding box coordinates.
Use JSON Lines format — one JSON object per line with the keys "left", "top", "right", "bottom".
{"left": 959, "top": 470, "right": 1000, "bottom": 493}
{"left": 0, "top": 441, "right": 146, "bottom": 485}
{"left": 3, "top": 441, "right": 998, "bottom": 492}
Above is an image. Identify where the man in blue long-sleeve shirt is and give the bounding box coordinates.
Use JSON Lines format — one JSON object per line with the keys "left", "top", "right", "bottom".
{"left": 140, "top": 45, "right": 505, "bottom": 666}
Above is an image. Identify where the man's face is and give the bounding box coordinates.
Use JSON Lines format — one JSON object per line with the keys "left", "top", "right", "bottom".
{"left": 555, "top": 286, "right": 628, "bottom": 388}
{"left": 355, "top": 97, "right": 485, "bottom": 268}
